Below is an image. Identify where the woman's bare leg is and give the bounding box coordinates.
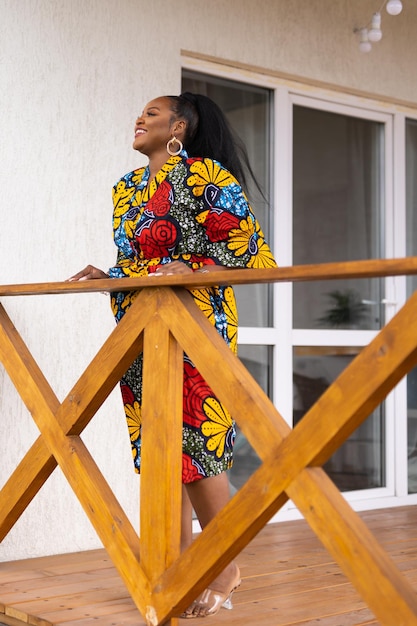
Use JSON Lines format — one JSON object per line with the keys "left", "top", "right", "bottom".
{"left": 185, "top": 472, "right": 239, "bottom": 593}
{"left": 181, "top": 485, "right": 193, "bottom": 552}
{"left": 185, "top": 471, "right": 230, "bottom": 529}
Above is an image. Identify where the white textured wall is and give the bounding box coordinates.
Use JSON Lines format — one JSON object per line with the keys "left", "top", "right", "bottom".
{"left": 186, "top": 0, "right": 417, "bottom": 103}
{"left": 0, "top": 0, "right": 416, "bottom": 561}
{"left": 0, "top": 0, "right": 181, "bottom": 561}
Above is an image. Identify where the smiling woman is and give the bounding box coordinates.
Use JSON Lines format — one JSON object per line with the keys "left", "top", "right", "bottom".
{"left": 132, "top": 98, "right": 179, "bottom": 165}
{"left": 68, "top": 91, "right": 276, "bottom": 619}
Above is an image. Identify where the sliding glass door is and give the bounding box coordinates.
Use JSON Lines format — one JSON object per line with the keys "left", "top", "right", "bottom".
{"left": 181, "top": 66, "right": 408, "bottom": 506}
{"left": 292, "top": 99, "right": 391, "bottom": 492}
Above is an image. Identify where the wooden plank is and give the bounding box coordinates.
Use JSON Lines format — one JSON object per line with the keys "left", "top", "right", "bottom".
{"left": 2, "top": 607, "right": 32, "bottom": 625}
{"left": 285, "top": 290, "right": 417, "bottom": 469}
{"left": 6, "top": 587, "right": 133, "bottom": 618}
{"left": 0, "top": 437, "right": 58, "bottom": 544}
{"left": 3, "top": 540, "right": 134, "bottom": 583}
{"left": 140, "top": 314, "right": 183, "bottom": 580}
{"left": 34, "top": 598, "right": 137, "bottom": 625}
{"left": 0, "top": 615, "right": 30, "bottom": 626}
{"left": 287, "top": 610, "right": 378, "bottom": 626}
{"left": 0, "top": 305, "right": 60, "bottom": 542}
{"left": 288, "top": 468, "right": 417, "bottom": 625}
{"left": 140, "top": 313, "right": 183, "bottom": 626}
{"left": 0, "top": 507, "right": 416, "bottom": 626}
{"left": 31, "top": 433, "right": 148, "bottom": 615}
{"left": 0, "top": 286, "right": 148, "bottom": 541}
{"left": 0, "top": 573, "right": 125, "bottom": 604}
{"left": 0, "top": 296, "right": 156, "bottom": 614}
{"left": 229, "top": 586, "right": 367, "bottom": 624}
{"left": 2, "top": 257, "right": 417, "bottom": 296}
{"left": 49, "top": 612, "right": 141, "bottom": 626}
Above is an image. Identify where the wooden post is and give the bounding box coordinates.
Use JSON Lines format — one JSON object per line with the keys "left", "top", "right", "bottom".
{"left": 141, "top": 311, "right": 183, "bottom": 625}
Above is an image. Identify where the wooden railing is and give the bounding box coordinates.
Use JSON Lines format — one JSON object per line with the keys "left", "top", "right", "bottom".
{"left": 1, "top": 258, "right": 417, "bottom": 626}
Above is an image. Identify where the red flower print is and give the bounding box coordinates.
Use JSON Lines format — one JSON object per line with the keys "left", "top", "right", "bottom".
{"left": 138, "top": 217, "right": 180, "bottom": 258}
{"left": 183, "top": 360, "right": 213, "bottom": 429}
{"left": 182, "top": 453, "right": 205, "bottom": 483}
{"left": 121, "top": 383, "right": 135, "bottom": 405}
{"left": 179, "top": 255, "right": 216, "bottom": 270}
{"left": 145, "top": 180, "right": 173, "bottom": 217}
{"left": 203, "top": 209, "right": 240, "bottom": 243}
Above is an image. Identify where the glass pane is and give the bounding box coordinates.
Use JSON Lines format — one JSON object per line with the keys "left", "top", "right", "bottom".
{"left": 294, "top": 347, "right": 385, "bottom": 491}
{"left": 405, "top": 118, "right": 417, "bottom": 493}
{"left": 228, "top": 345, "right": 272, "bottom": 491}
{"left": 293, "top": 106, "right": 384, "bottom": 330}
{"left": 182, "top": 71, "right": 273, "bottom": 327}
{"left": 407, "top": 370, "right": 417, "bottom": 493}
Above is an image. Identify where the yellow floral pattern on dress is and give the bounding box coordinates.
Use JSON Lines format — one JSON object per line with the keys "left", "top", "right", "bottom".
{"left": 201, "top": 397, "right": 233, "bottom": 458}
{"left": 116, "top": 256, "right": 161, "bottom": 277}
{"left": 125, "top": 401, "right": 142, "bottom": 442}
{"left": 112, "top": 180, "right": 137, "bottom": 230}
{"left": 248, "top": 235, "right": 277, "bottom": 269}
{"left": 223, "top": 287, "right": 238, "bottom": 351}
{"left": 227, "top": 217, "right": 276, "bottom": 269}
{"left": 196, "top": 209, "right": 209, "bottom": 224}
{"left": 109, "top": 152, "right": 277, "bottom": 483}
{"left": 110, "top": 287, "right": 141, "bottom": 317}
{"left": 189, "top": 288, "right": 215, "bottom": 325}
{"left": 227, "top": 216, "right": 256, "bottom": 256}
{"left": 187, "top": 158, "right": 235, "bottom": 197}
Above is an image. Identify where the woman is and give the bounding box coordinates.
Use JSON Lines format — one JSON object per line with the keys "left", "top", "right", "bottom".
{"left": 69, "top": 92, "right": 276, "bottom": 618}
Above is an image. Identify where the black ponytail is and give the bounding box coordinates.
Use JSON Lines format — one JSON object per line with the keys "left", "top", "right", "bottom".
{"left": 167, "top": 92, "right": 259, "bottom": 195}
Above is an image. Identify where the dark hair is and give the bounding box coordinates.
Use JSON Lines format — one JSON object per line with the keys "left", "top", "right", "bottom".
{"left": 167, "top": 92, "right": 258, "bottom": 194}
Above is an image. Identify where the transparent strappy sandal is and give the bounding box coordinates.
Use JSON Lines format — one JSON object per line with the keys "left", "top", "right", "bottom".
{"left": 180, "top": 566, "right": 241, "bottom": 619}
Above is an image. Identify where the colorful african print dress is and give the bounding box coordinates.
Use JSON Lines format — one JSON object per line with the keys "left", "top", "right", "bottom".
{"left": 108, "top": 150, "right": 276, "bottom": 483}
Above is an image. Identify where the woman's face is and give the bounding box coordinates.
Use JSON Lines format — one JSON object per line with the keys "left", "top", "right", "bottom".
{"left": 133, "top": 97, "right": 179, "bottom": 157}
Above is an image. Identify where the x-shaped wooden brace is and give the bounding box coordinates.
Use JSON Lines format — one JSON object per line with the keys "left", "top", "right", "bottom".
{"left": 1, "top": 283, "right": 417, "bottom": 625}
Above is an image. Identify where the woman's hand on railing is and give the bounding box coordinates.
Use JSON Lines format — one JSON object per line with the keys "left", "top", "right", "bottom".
{"left": 151, "top": 262, "right": 233, "bottom": 277}
{"left": 151, "top": 261, "right": 194, "bottom": 276}
{"left": 67, "top": 265, "right": 109, "bottom": 282}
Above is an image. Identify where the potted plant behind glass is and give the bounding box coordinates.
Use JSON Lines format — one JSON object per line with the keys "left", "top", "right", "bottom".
{"left": 317, "top": 289, "right": 369, "bottom": 329}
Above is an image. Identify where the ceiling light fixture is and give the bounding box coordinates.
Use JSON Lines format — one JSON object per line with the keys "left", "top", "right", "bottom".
{"left": 368, "top": 12, "right": 383, "bottom": 42}
{"left": 386, "top": 0, "right": 403, "bottom": 15}
{"left": 354, "top": 0, "right": 403, "bottom": 52}
{"left": 359, "top": 28, "right": 373, "bottom": 53}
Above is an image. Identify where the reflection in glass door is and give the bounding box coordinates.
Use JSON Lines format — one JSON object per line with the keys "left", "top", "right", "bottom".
{"left": 182, "top": 71, "right": 273, "bottom": 492}
{"left": 406, "top": 118, "right": 417, "bottom": 493}
{"left": 292, "top": 104, "right": 386, "bottom": 491}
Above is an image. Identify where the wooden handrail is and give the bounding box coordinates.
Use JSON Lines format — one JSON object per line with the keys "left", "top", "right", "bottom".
{"left": 1, "top": 256, "right": 417, "bottom": 296}
{"left": 1, "top": 258, "right": 417, "bottom": 625}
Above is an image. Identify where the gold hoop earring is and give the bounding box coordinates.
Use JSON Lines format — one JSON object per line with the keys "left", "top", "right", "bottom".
{"left": 167, "top": 136, "right": 183, "bottom": 156}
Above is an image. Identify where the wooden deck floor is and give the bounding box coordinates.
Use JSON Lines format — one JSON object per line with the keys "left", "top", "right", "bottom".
{"left": 0, "top": 505, "right": 416, "bottom": 626}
